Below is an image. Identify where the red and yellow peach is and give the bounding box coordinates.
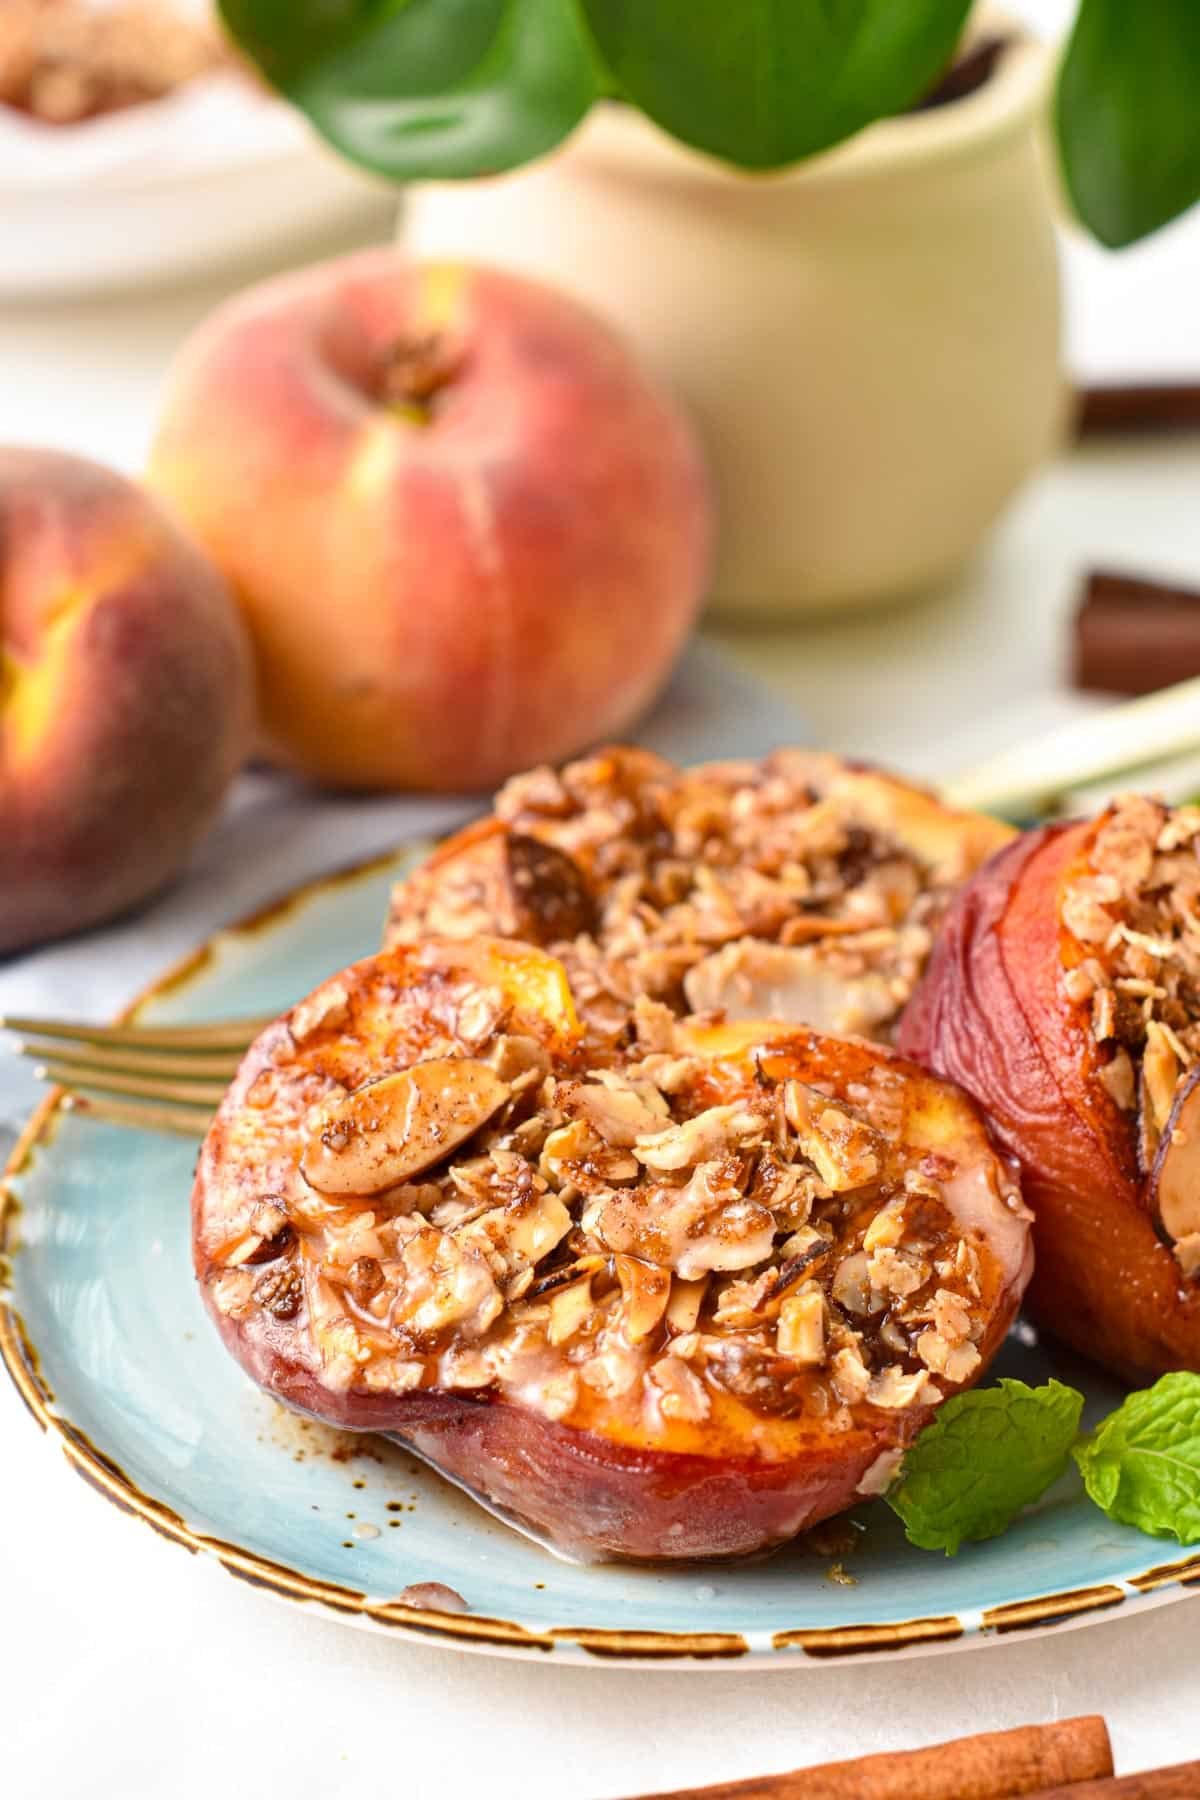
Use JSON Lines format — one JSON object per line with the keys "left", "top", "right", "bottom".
{"left": 148, "top": 252, "right": 712, "bottom": 793}
{"left": 0, "top": 447, "right": 254, "bottom": 953}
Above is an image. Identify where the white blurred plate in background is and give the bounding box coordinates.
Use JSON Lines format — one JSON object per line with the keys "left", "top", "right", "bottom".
{"left": 0, "top": 70, "right": 393, "bottom": 296}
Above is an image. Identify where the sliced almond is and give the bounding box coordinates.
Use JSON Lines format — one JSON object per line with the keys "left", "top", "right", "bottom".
{"left": 664, "top": 1274, "right": 708, "bottom": 1334}
{"left": 300, "top": 1058, "right": 510, "bottom": 1196}
{"left": 614, "top": 1254, "right": 671, "bottom": 1342}
{"left": 1148, "top": 1063, "right": 1200, "bottom": 1274}
{"left": 832, "top": 1248, "right": 873, "bottom": 1316}
{"left": 547, "top": 1275, "right": 595, "bottom": 1347}
{"left": 1141, "top": 1020, "right": 1181, "bottom": 1163}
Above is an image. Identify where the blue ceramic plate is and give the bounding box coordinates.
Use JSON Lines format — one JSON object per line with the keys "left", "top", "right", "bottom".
{"left": 3, "top": 851, "right": 1198, "bottom": 1668}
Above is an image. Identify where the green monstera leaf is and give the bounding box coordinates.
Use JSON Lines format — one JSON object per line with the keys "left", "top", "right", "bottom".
{"left": 578, "top": 0, "right": 973, "bottom": 168}
{"left": 219, "top": 0, "right": 599, "bottom": 180}
{"left": 1057, "top": 0, "right": 1200, "bottom": 248}
{"left": 220, "top": 0, "right": 1200, "bottom": 245}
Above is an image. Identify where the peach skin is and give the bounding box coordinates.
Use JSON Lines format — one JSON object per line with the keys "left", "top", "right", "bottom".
{"left": 148, "top": 252, "right": 712, "bottom": 793}
{"left": 900, "top": 797, "right": 1200, "bottom": 1383}
{"left": 0, "top": 447, "right": 254, "bottom": 955}
{"left": 194, "top": 937, "right": 1031, "bottom": 1562}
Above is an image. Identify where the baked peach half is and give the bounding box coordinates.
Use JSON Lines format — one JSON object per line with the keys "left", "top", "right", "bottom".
{"left": 900, "top": 796, "right": 1200, "bottom": 1384}
{"left": 385, "top": 747, "right": 1014, "bottom": 1048}
{"left": 194, "top": 938, "right": 1031, "bottom": 1562}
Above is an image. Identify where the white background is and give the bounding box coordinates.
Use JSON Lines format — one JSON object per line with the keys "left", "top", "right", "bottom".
{"left": 3, "top": 3, "right": 1200, "bottom": 1793}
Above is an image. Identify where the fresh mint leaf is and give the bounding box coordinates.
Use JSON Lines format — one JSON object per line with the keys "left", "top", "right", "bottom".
{"left": 886, "top": 1379, "right": 1084, "bottom": 1555}
{"left": 1074, "top": 1372, "right": 1200, "bottom": 1544}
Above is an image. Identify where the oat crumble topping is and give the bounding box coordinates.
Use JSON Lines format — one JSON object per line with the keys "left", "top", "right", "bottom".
{"left": 386, "top": 748, "right": 1012, "bottom": 1048}
{"left": 1062, "top": 797, "right": 1200, "bottom": 1135}
{"left": 200, "top": 944, "right": 1024, "bottom": 1444}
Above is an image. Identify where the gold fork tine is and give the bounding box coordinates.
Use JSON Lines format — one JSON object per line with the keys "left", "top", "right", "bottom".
{"left": 14, "top": 1041, "right": 244, "bottom": 1081}
{"left": 36, "top": 1061, "right": 229, "bottom": 1109}
{"left": 0, "top": 1013, "right": 271, "bottom": 1051}
{"left": 61, "top": 1093, "right": 210, "bottom": 1139}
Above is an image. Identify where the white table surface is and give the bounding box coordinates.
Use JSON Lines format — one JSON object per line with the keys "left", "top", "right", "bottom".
{"left": 4, "top": 100, "right": 1200, "bottom": 1800}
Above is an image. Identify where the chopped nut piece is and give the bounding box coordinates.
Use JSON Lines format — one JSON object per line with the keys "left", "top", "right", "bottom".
{"left": 486, "top": 1033, "right": 551, "bottom": 1084}
{"left": 1092, "top": 986, "right": 1117, "bottom": 1042}
{"left": 925, "top": 1286, "right": 973, "bottom": 1344}
{"left": 1175, "top": 1233, "right": 1200, "bottom": 1279}
{"left": 684, "top": 939, "right": 898, "bottom": 1037}
{"left": 647, "top": 1354, "right": 711, "bottom": 1423}
{"left": 783, "top": 1083, "right": 881, "bottom": 1191}
{"left": 578, "top": 1344, "right": 643, "bottom": 1398}
{"left": 614, "top": 1255, "right": 672, "bottom": 1341}
{"left": 210, "top": 1268, "right": 255, "bottom": 1318}
{"left": 540, "top": 1370, "right": 579, "bottom": 1421}
{"left": 564, "top": 1074, "right": 667, "bottom": 1147}
{"left": 1099, "top": 1049, "right": 1136, "bottom": 1111}
{"left": 830, "top": 1344, "right": 871, "bottom": 1405}
{"left": 634, "top": 1103, "right": 764, "bottom": 1172}
{"left": 855, "top": 1447, "right": 904, "bottom": 1497}
{"left": 458, "top": 1192, "right": 573, "bottom": 1283}
{"left": 253, "top": 1264, "right": 303, "bottom": 1321}
{"left": 867, "top": 1245, "right": 927, "bottom": 1299}
{"left": 454, "top": 985, "right": 505, "bottom": 1049}
{"left": 866, "top": 1365, "right": 940, "bottom": 1410}
{"left": 440, "top": 1344, "right": 493, "bottom": 1389}
{"left": 915, "top": 1330, "right": 981, "bottom": 1383}
{"left": 863, "top": 1197, "right": 907, "bottom": 1253}
{"left": 392, "top": 1230, "right": 502, "bottom": 1338}
{"left": 593, "top": 1160, "right": 776, "bottom": 1279}
{"left": 632, "top": 996, "right": 679, "bottom": 1052}
{"left": 776, "top": 1285, "right": 826, "bottom": 1365}
{"left": 538, "top": 1118, "right": 599, "bottom": 1184}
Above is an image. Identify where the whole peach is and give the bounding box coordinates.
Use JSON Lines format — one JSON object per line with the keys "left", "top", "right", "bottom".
{"left": 147, "top": 252, "right": 712, "bottom": 792}
{"left": 0, "top": 449, "right": 254, "bottom": 954}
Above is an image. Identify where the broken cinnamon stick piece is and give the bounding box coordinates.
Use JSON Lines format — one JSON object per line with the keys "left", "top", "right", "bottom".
{"left": 1076, "top": 384, "right": 1200, "bottom": 437}
{"left": 621, "top": 1714, "right": 1112, "bottom": 1800}
{"left": 1029, "top": 1761, "right": 1200, "bottom": 1799}
{"left": 1073, "top": 569, "right": 1200, "bottom": 697}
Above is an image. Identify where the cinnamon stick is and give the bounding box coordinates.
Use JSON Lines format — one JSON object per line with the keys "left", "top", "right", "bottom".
{"left": 1076, "top": 384, "right": 1200, "bottom": 437}
{"left": 621, "top": 1715, "right": 1112, "bottom": 1800}
{"left": 1072, "top": 569, "right": 1200, "bottom": 697}
{"left": 1029, "top": 1763, "right": 1200, "bottom": 1799}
